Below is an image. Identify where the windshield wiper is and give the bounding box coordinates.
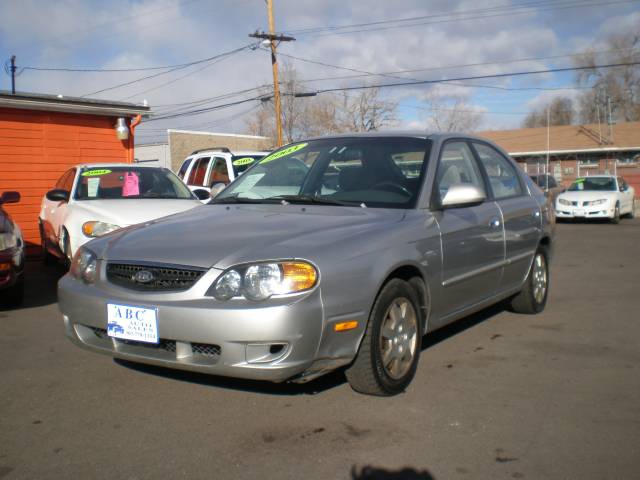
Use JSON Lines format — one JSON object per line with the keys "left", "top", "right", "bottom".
{"left": 210, "top": 196, "right": 275, "bottom": 204}
{"left": 267, "top": 194, "right": 363, "bottom": 207}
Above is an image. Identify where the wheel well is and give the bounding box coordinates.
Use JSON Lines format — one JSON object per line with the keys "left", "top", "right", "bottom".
{"left": 383, "top": 265, "right": 429, "bottom": 333}
{"left": 540, "top": 236, "right": 551, "bottom": 248}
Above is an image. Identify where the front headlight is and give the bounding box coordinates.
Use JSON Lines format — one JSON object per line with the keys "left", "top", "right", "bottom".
{"left": 0, "top": 232, "right": 17, "bottom": 250}
{"left": 70, "top": 247, "right": 98, "bottom": 284}
{"left": 584, "top": 198, "right": 607, "bottom": 206}
{"left": 209, "top": 261, "right": 318, "bottom": 301}
{"left": 558, "top": 198, "right": 571, "bottom": 206}
{"left": 82, "top": 221, "right": 121, "bottom": 237}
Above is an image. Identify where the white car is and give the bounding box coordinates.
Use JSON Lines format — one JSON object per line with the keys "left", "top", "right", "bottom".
{"left": 177, "top": 147, "right": 270, "bottom": 200}
{"left": 39, "top": 163, "right": 203, "bottom": 264}
{"left": 555, "top": 175, "right": 636, "bottom": 223}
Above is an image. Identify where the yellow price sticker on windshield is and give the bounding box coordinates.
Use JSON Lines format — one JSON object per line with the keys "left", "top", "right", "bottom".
{"left": 81, "top": 169, "right": 112, "bottom": 177}
{"left": 232, "top": 157, "right": 256, "bottom": 166}
{"left": 261, "top": 143, "right": 308, "bottom": 163}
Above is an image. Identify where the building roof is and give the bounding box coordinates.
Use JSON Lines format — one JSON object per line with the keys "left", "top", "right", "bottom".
{"left": 478, "top": 121, "right": 640, "bottom": 156}
{"left": 0, "top": 90, "right": 150, "bottom": 117}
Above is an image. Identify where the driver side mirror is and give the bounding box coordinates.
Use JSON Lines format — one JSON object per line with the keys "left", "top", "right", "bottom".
{"left": 46, "top": 189, "right": 70, "bottom": 203}
{"left": 192, "top": 189, "right": 211, "bottom": 201}
{"left": 441, "top": 184, "right": 486, "bottom": 209}
{"left": 0, "top": 191, "right": 20, "bottom": 205}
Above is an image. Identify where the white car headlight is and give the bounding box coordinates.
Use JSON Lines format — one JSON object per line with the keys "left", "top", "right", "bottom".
{"left": 209, "top": 261, "right": 318, "bottom": 301}
{"left": 70, "top": 247, "right": 98, "bottom": 284}
{"left": 0, "top": 232, "right": 17, "bottom": 250}
{"left": 82, "top": 221, "right": 121, "bottom": 238}
{"left": 584, "top": 198, "right": 607, "bottom": 206}
{"left": 558, "top": 198, "right": 571, "bottom": 206}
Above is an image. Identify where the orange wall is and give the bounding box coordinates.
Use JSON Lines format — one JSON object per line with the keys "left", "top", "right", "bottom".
{"left": 0, "top": 108, "right": 131, "bottom": 255}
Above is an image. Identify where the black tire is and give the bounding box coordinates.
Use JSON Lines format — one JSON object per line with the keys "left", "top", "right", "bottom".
{"left": 346, "top": 279, "right": 422, "bottom": 396}
{"left": 510, "top": 247, "right": 549, "bottom": 314}
{"left": 61, "top": 229, "right": 72, "bottom": 269}
{"left": 611, "top": 203, "right": 620, "bottom": 224}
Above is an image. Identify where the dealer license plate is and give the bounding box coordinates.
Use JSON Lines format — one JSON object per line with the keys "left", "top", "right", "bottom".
{"left": 107, "top": 303, "right": 158, "bottom": 343}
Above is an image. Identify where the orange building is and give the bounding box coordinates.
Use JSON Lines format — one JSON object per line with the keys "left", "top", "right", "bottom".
{"left": 0, "top": 91, "right": 149, "bottom": 255}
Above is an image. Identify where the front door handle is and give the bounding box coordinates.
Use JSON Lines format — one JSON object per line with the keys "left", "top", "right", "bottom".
{"left": 489, "top": 218, "right": 501, "bottom": 229}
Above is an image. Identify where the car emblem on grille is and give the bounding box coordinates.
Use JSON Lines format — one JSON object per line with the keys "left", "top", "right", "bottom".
{"left": 133, "top": 270, "right": 155, "bottom": 284}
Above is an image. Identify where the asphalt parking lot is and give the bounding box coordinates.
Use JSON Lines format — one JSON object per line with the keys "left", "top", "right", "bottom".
{"left": 1, "top": 219, "right": 639, "bottom": 480}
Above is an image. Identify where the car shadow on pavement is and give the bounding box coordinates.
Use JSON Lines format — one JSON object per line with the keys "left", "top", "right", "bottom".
{"left": 351, "top": 465, "right": 436, "bottom": 480}
{"left": 115, "top": 303, "right": 508, "bottom": 396}
{"left": 0, "top": 260, "right": 66, "bottom": 312}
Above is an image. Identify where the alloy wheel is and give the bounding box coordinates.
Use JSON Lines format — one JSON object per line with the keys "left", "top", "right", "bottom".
{"left": 532, "top": 253, "right": 548, "bottom": 304}
{"left": 379, "top": 297, "right": 418, "bottom": 380}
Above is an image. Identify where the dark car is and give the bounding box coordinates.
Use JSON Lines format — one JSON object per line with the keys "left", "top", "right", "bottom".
{"left": 0, "top": 191, "right": 25, "bottom": 306}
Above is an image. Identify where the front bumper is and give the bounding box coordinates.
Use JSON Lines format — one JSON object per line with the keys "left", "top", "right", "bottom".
{"left": 58, "top": 271, "right": 328, "bottom": 383}
{"left": 555, "top": 204, "right": 614, "bottom": 219}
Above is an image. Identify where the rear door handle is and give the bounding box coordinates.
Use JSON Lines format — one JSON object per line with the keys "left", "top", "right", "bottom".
{"left": 489, "top": 218, "right": 501, "bottom": 229}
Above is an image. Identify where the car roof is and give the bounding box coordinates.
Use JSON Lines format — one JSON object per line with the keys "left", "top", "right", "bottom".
{"left": 190, "top": 150, "right": 270, "bottom": 157}
{"left": 302, "top": 130, "right": 494, "bottom": 141}
{"left": 75, "top": 163, "right": 166, "bottom": 169}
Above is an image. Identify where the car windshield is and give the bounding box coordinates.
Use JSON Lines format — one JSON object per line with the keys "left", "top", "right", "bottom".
{"left": 214, "top": 137, "right": 431, "bottom": 209}
{"left": 231, "top": 155, "right": 268, "bottom": 176}
{"left": 568, "top": 177, "right": 616, "bottom": 192}
{"left": 75, "top": 167, "right": 194, "bottom": 200}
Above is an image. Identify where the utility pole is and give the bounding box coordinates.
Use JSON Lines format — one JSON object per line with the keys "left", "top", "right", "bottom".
{"left": 10, "top": 55, "right": 17, "bottom": 94}
{"left": 249, "top": 0, "right": 295, "bottom": 147}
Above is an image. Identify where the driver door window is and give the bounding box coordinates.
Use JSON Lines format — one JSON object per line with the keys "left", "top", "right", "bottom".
{"left": 208, "top": 157, "right": 230, "bottom": 186}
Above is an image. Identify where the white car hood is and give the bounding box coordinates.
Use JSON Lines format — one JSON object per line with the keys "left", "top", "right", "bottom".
{"left": 557, "top": 191, "right": 618, "bottom": 203}
{"left": 72, "top": 199, "right": 202, "bottom": 227}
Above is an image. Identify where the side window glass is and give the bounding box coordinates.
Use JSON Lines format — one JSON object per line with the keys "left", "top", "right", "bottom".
{"left": 209, "top": 158, "right": 230, "bottom": 186}
{"left": 187, "top": 157, "right": 210, "bottom": 186}
{"left": 547, "top": 176, "right": 558, "bottom": 188}
{"left": 55, "top": 170, "right": 70, "bottom": 189}
{"left": 436, "top": 142, "right": 485, "bottom": 200}
{"left": 473, "top": 143, "right": 524, "bottom": 199}
{"left": 177, "top": 159, "right": 191, "bottom": 179}
{"left": 62, "top": 169, "right": 76, "bottom": 192}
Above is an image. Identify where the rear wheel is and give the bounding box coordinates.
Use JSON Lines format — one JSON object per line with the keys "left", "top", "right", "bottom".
{"left": 510, "top": 247, "right": 549, "bottom": 314}
{"left": 346, "top": 279, "right": 422, "bottom": 396}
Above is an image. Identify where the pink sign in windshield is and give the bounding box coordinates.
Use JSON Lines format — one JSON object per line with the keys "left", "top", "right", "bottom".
{"left": 122, "top": 172, "right": 140, "bottom": 197}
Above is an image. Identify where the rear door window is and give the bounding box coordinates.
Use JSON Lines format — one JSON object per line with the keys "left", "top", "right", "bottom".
{"left": 187, "top": 157, "right": 211, "bottom": 186}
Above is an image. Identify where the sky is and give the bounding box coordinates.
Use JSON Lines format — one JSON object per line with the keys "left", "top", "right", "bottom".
{"left": 1, "top": 0, "right": 639, "bottom": 144}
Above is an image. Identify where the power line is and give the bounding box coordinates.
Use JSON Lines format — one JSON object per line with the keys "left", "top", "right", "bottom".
{"left": 80, "top": 44, "right": 256, "bottom": 97}
{"left": 287, "top": 0, "right": 640, "bottom": 38}
{"left": 143, "top": 61, "right": 639, "bottom": 122}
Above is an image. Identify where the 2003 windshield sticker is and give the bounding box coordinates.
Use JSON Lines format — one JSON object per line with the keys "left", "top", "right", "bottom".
{"left": 261, "top": 143, "right": 307, "bottom": 163}
{"left": 81, "top": 169, "right": 112, "bottom": 177}
{"left": 232, "top": 157, "right": 256, "bottom": 166}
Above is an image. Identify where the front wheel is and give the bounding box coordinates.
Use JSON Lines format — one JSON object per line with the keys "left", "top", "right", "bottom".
{"left": 346, "top": 279, "right": 422, "bottom": 396}
{"left": 611, "top": 203, "right": 620, "bottom": 224}
{"left": 509, "top": 247, "right": 549, "bottom": 314}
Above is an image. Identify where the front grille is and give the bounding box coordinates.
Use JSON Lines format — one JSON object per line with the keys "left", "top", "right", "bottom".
{"left": 89, "top": 326, "right": 219, "bottom": 358}
{"left": 106, "top": 263, "right": 205, "bottom": 291}
{"left": 192, "top": 342, "right": 221, "bottom": 358}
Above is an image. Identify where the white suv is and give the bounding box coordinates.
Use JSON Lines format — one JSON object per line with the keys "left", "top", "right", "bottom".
{"left": 177, "top": 148, "right": 270, "bottom": 198}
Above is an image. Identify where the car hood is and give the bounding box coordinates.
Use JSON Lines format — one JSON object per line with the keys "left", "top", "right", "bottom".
{"left": 557, "top": 191, "right": 618, "bottom": 202}
{"left": 97, "top": 204, "right": 407, "bottom": 269}
{"left": 72, "top": 199, "right": 202, "bottom": 227}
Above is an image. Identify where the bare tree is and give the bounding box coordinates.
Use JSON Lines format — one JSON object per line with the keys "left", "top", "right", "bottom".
{"left": 421, "top": 94, "right": 484, "bottom": 132}
{"left": 523, "top": 97, "right": 575, "bottom": 127}
{"left": 337, "top": 88, "right": 397, "bottom": 132}
{"left": 245, "top": 66, "right": 398, "bottom": 141}
{"left": 575, "top": 33, "right": 640, "bottom": 123}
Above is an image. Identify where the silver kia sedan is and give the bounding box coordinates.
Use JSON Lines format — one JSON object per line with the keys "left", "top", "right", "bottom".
{"left": 58, "top": 133, "right": 554, "bottom": 396}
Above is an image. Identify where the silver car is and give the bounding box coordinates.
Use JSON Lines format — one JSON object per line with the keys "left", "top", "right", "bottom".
{"left": 59, "top": 133, "right": 554, "bottom": 396}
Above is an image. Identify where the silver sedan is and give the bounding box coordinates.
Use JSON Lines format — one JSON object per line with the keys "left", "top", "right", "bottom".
{"left": 58, "top": 133, "right": 554, "bottom": 396}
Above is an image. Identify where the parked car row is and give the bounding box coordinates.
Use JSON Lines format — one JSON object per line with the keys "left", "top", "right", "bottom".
{"left": 57, "top": 133, "right": 555, "bottom": 396}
